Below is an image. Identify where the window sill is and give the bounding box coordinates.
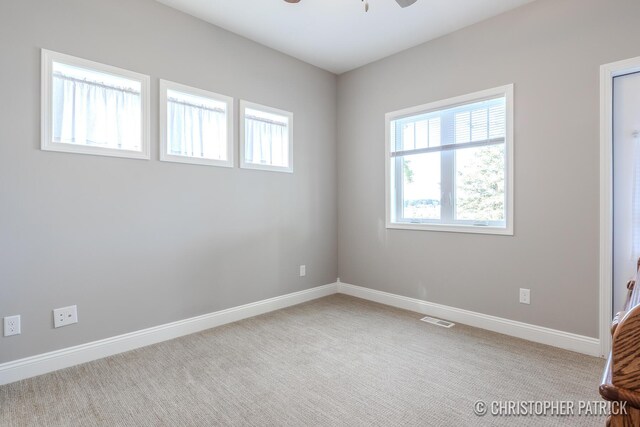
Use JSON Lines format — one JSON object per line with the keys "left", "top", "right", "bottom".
{"left": 386, "top": 221, "right": 513, "bottom": 236}
{"left": 160, "top": 153, "right": 233, "bottom": 168}
{"left": 42, "top": 141, "right": 150, "bottom": 160}
{"left": 240, "top": 162, "right": 293, "bottom": 174}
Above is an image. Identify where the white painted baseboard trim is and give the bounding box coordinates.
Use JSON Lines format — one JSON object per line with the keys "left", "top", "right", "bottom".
{"left": 337, "top": 281, "right": 601, "bottom": 357}
{"left": 1, "top": 279, "right": 602, "bottom": 386}
{"left": 0, "top": 283, "right": 338, "bottom": 386}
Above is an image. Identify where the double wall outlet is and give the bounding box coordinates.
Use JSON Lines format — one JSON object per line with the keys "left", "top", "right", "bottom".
{"left": 519, "top": 288, "right": 531, "bottom": 305}
{"left": 54, "top": 305, "right": 78, "bottom": 328}
{"left": 299, "top": 265, "right": 306, "bottom": 277}
{"left": 4, "top": 315, "right": 21, "bottom": 337}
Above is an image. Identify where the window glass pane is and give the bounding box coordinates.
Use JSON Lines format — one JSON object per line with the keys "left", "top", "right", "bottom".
{"left": 455, "top": 144, "right": 505, "bottom": 222}
{"left": 489, "top": 101, "right": 506, "bottom": 139}
{"left": 414, "top": 120, "right": 429, "bottom": 149}
{"left": 455, "top": 111, "right": 471, "bottom": 144}
{"left": 470, "top": 108, "right": 488, "bottom": 141}
{"left": 51, "top": 61, "right": 142, "bottom": 151}
{"left": 402, "top": 122, "right": 415, "bottom": 150}
{"left": 244, "top": 107, "right": 289, "bottom": 168}
{"left": 428, "top": 118, "right": 441, "bottom": 147}
{"left": 401, "top": 152, "right": 441, "bottom": 220}
{"left": 166, "top": 89, "right": 228, "bottom": 160}
{"left": 391, "top": 113, "right": 441, "bottom": 152}
{"left": 454, "top": 98, "right": 505, "bottom": 144}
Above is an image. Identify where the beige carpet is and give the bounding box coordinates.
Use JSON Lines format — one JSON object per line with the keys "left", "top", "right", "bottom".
{"left": 1, "top": 294, "right": 605, "bottom": 426}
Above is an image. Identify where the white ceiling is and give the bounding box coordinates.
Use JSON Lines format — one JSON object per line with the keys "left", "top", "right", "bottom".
{"left": 156, "top": 0, "right": 535, "bottom": 74}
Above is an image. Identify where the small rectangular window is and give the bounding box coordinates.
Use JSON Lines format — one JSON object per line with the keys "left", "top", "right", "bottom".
{"left": 386, "top": 85, "right": 514, "bottom": 235}
{"left": 41, "top": 49, "right": 150, "bottom": 159}
{"left": 240, "top": 100, "right": 293, "bottom": 173}
{"left": 159, "top": 80, "right": 234, "bottom": 167}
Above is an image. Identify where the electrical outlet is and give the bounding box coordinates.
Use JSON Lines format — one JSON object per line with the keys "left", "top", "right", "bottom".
{"left": 53, "top": 305, "right": 78, "bottom": 328}
{"left": 519, "top": 288, "right": 531, "bottom": 305}
{"left": 4, "top": 315, "right": 21, "bottom": 337}
{"left": 299, "top": 265, "right": 306, "bottom": 277}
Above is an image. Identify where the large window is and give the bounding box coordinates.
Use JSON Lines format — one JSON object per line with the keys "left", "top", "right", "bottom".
{"left": 159, "top": 80, "right": 233, "bottom": 167}
{"left": 239, "top": 100, "right": 293, "bottom": 173}
{"left": 386, "top": 85, "right": 514, "bottom": 235}
{"left": 41, "top": 49, "right": 150, "bottom": 159}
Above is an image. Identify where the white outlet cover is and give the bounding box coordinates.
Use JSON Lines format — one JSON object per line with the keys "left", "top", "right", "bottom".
{"left": 4, "top": 315, "right": 21, "bottom": 337}
{"left": 299, "top": 265, "right": 306, "bottom": 277}
{"left": 54, "top": 305, "right": 78, "bottom": 328}
{"left": 519, "top": 288, "right": 531, "bottom": 305}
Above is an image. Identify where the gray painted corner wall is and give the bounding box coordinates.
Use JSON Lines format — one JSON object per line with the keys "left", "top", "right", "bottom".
{"left": 0, "top": 0, "right": 338, "bottom": 363}
{"left": 336, "top": 0, "right": 640, "bottom": 338}
{"left": 3, "top": 0, "right": 640, "bottom": 365}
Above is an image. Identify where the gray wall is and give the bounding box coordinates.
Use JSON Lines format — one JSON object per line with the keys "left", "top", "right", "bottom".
{"left": 0, "top": 0, "right": 338, "bottom": 363}
{"left": 337, "top": 0, "right": 640, "bottom": 338}
{"left": 4, "top": 0, "right": 639, "bottom": 364}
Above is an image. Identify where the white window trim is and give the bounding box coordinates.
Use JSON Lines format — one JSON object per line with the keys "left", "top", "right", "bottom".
{"left": 159, "top": 79, "right": 234, "bottom": 168}
{"left": 239, "top": 100, "right": 293, "bottom": 173}
{"left": 385, "top": 84, "right": 514, "bottom": 236}
{"left": 41, "top": 49, "right": 150, "bottom": 160}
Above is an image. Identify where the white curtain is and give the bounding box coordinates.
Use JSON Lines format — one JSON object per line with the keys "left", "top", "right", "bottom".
{"left": 245, "top": 118, "right": 287, "bottom": 167}
{"left": 52, "top": 73, "right": 141, "bottom": 150}
{"left": 633, "top": 133, "right": 640, "bottom": 259}
{"left": 167, "top": 100, "right": 226, "bottom": 160}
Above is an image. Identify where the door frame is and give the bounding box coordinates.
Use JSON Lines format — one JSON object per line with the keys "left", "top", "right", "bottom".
{"left": 600, "top": 56, "right": 640, "bottom": 357}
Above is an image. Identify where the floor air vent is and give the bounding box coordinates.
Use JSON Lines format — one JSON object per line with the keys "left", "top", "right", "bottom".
{"left": 420, "top": 316, "right": 455, "bottom": 328}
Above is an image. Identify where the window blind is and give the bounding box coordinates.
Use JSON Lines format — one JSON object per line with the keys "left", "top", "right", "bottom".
{"left": 390, "top": 97, "right": 506, "bottom": 158}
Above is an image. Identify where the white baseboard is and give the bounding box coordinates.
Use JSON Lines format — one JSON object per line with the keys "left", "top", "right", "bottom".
{"left": 0, "top": 283, "right": 338, "bottom": 386}
{"left": 337, "top": 281, "right": 601, "bottom": 357}
{"left": 0, "top": 279, "right": 602, "bottom": 386}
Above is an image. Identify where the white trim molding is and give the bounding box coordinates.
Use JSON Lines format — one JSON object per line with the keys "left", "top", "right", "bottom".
{"left": 337, "top": 281, "right": 600, "bottom": 357}
{"left": 0, "top": 283, "right": 337, "bottom": 386}
{"left": 1, "top": 279, "right": 603, "bottom": 386}
{"left": 41, "top": 49, "right": 151, "bottom": 160}
{"left": 385, "top": 84, "right": 514, "bottom": 236}
{"left": 599, "top": 55, "right": 640, "bottom": 359}
{"left": 239, "top": 100, "right": 294, "bottom": 173}
{"left": 159, "top": 79, "right": 235, "bottom": 168}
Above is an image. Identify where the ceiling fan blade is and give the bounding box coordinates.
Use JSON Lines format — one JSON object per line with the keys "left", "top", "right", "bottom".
{"left": 395, "top": 0, "right": 418, "bottom": 7}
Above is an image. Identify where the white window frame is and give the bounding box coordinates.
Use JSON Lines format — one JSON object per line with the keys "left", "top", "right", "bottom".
{"left": 239, "top": 100, "right": 293, "bottom": 173}
{"left": 385, "top": 84, "right": 514, "bottom": 235}
{"left": 159, "top": 80, "right": 234, "bottom": 168}
{"left": 41, "top": 49, "right": 150, "bottom": 160}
